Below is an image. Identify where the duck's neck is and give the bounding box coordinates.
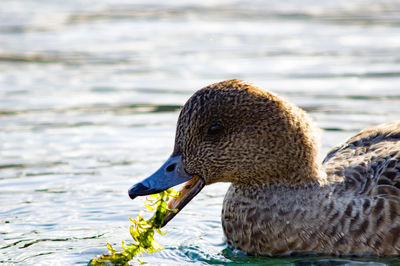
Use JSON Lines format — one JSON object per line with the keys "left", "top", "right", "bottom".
{"left": 279, "top": 114, "right": 329, "bottom": 186}
{"left": 233, "top": 150, "right": 329, "bottom": 187}
{"left": 259, "top": 92, "right": 329, "bottom": 186}
{"left": 284, "top": 154, "right": 329, "bottom": 186}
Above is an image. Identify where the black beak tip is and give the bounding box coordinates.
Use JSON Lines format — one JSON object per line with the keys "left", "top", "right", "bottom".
{"left": 128, "top": 182, "right": 165, "bottom": 200}
{"left": 128, "top": 193, "right": 137, "bottom": 200}
{"left": 128, "top": 183, "right": 149, "bottom": 200}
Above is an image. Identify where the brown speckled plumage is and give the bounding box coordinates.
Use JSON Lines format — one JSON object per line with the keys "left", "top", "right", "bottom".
{"left": 172, "top": 79, "right": 400, "bottom": 256}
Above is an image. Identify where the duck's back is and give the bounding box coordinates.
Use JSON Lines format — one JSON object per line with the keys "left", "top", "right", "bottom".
{"left": 324, "top": 121, "right": 400, "bottom": 200}
{"left": 322, "top": 121, "right": 400, "bottom": 254}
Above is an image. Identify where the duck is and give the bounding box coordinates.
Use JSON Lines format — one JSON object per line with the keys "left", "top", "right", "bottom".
{"left": 128, "top": 79, "right": 400, "bottom": 256}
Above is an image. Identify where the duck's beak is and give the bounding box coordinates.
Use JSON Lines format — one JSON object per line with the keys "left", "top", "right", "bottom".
{"left": 128, "top": 155, "right": 205, "bottom": 227}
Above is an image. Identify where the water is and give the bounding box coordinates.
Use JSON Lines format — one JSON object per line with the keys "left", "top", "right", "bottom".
{"left": 1, "top": 0, "right": 400, "bottom": 265}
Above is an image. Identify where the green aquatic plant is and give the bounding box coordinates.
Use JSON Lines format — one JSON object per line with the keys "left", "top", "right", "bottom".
{"left": 91, "top": 188, "right": 179, "bottom": 265}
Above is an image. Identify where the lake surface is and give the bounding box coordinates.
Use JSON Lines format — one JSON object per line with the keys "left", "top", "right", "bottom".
{"left": 1, "top": 0, "right": 400, "bottom": 265}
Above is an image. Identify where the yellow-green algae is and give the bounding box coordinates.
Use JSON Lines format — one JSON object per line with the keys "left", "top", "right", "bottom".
{"left": 91, "top": 188, "right": 179, "bottom": 265}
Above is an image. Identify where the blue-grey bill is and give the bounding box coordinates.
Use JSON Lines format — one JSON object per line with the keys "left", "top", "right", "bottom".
{"left": 128, "top": 155, "right": 205, "bottom": 227}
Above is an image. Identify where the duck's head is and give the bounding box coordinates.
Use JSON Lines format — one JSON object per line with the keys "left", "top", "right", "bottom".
{"left": 128, "top": 79, "right": 325, "bottom": 226}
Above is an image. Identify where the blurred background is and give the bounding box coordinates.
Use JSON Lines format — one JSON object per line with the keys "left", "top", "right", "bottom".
{"left": 1, "top": 0, "right": 400, "bottom": 265}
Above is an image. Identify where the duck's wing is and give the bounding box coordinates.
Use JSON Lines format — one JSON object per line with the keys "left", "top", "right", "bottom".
{"left": 323, "top": 121, "right": 400, "bottom": 200}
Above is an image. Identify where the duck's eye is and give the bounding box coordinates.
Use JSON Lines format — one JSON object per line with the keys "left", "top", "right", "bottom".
{"left": 207, "top": 124, "right": 223, "bottom": 136}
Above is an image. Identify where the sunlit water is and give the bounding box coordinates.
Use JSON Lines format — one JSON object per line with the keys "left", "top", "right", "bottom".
{"left": 1, "top": 0, "right": 400, "bottom": 265}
